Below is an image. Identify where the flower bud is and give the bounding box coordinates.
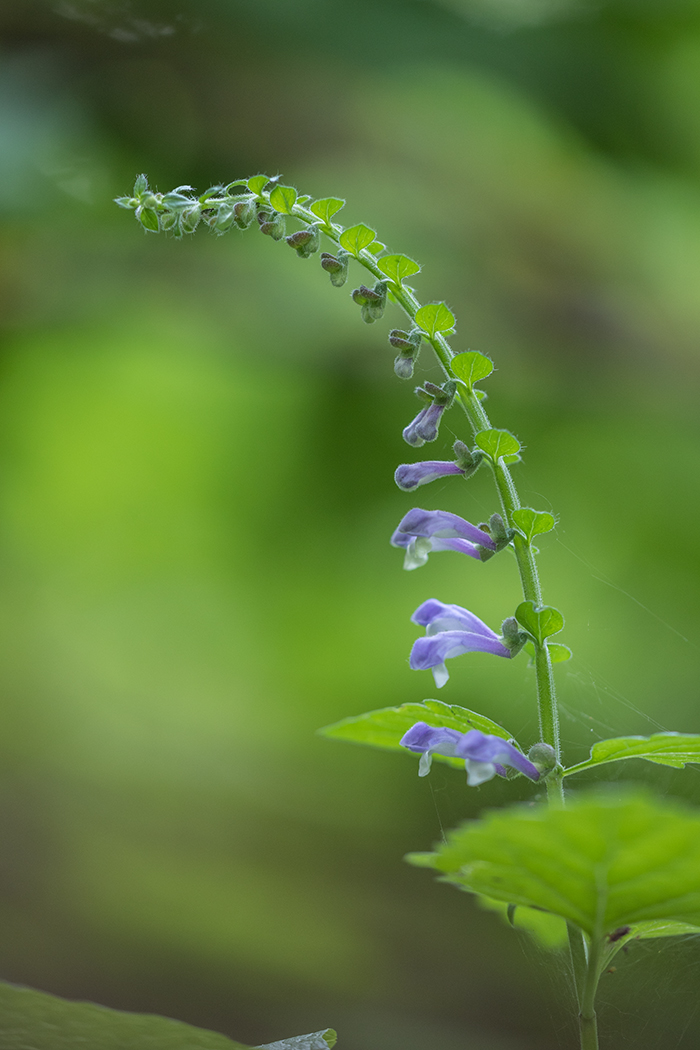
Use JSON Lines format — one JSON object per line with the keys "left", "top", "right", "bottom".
{"left": 489, "top": 512, "right": 516, "bottom": 551}
{"left": 500, "top": 616, "right": 528, "bottom": 655}
{"left": 180, "top": 205, "right": 202, "bottom": 234}
{"left": 286, "top": 224, "right": 320, "bottom": 258}
{"left": 352, "top": 281, "right": 388, "bottom": 323}
{"left": 258, "top": 211, "right": 286, "bottom": 240}
{"left": 527, "top": 742, "right": 558, "bottom": 774}
{"left": 320, "top": 250, "right": 349, "bottom": 287}
{"left": 452, "top": 441, "right": 484, "bottom": 476}
{"left": 233, "top": 200, "right": 256, "bottom": 229}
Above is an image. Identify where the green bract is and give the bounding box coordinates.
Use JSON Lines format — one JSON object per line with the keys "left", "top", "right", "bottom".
{"left": 414, "top": 302, "right": 455, "bottom": 338}
{"left": 515, "top": 601, "right": 564, "bottom": 645}
{"left": 247, "top": 174, "right": 270, "bottom": 194}
{"left": 309, "top": 197, "right": 345, "bottom": 224}
{"left": 338, "top": 223, "right": 376, "bottom": 256}
{"left": 475, "top": 428, "right": 520, "bottom": 461}
{"left": 511, "top": 508, "right": 555, "bottom": 543}
{"left": 269, "top": 185, "right": 298, "bottom": 214}
{"left": 564, "top": 733, "right": 700, "bottom": 777}
{"left": 377, "top": 254, "right": 421, "bottom": 284}
{"left": 319, "top": 699, "right": 516, "bottom": 769}
{"left": 451, "top": 351, "right": 493, "bottom": 387}
{"left": 408, "top": 791, "right": 700, "bottom": 939}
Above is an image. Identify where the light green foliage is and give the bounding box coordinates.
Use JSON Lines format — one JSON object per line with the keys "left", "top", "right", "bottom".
{"left": 451, "top": 351, "right": 493, "bottom": 387}
{"left": 414, "top": 302, "right": 455, "bottom": 337}
{"left": 474, "top": 428, "right": 520, "bottom": 460}
{"left": 630, "top": 920, "right": 700, "bottom": 940}
{"left": 309, "top": 197, "right": 345, "bottom": 224}
{"left": 376, "top": 254, "right": 421, "bottom": 284}
{"left": 319, "top": 699, "right": 516, "bottom": 769}
{"left": 515, "top": 600, "right": 564, "bottom": 644}
{"left": 511, "top": 507, "right": 555, "bottom": 543}
{"left": 338, "top": 223, "right": 376, "bottom": 255}
{"left": 524, "top": 642, "right": 572, "bottom": 665}
{"left": 247, "top": 175, "right": 270, "bottom": 194}
{"left": 407, "top": 790, "right": 700, "bottom": 938}
{"left": 269, "top": 185, "right": 298, "bottom": 215}
{"left": 564, "top": 733, "right": 700, "bottom": 777}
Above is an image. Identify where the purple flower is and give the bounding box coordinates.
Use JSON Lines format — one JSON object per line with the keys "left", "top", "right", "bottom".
{"left": 401, "top": 722, "right": 540, "bottom": 785}
{"left": 391, "top": 508, "right": 496, "bottom": 570}
{"left": 394, "top": 461, "right": 466, "bottom": 492}
{"left": 410, "top": 599, "right": 512, "bottom": 688}
{"left": 403, "top": 403, "right": 446, "bottom": 447}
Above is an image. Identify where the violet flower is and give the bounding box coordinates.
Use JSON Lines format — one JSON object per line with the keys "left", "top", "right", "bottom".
{"left": 394, "top": 461, "right": 467, "bottom": 492}
{"left": 391, "top": 508, "right": 496, "bottom": 570}
{"left": 410, "top": 599, "right": 512, "bottom": 688}
{"left": 401, "top": 721, "right": 540, "bottom": 786}
{"left": 402, "top": 402, "right": 446, "bottom": 447}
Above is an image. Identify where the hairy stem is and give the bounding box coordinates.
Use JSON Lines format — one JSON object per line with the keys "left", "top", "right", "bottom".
{"left": 579, "top": 939, "right": 602, "bottom": 1050}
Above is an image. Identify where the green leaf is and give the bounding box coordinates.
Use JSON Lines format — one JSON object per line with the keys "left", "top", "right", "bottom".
{"left": 632, "top": 919, "right": 700, "bottom": 940}
{"left": 0, "top": 979, "right": 249, "bottom": 1049}
{"left": 511, "top": 508, "right": 555, "bottom": 543}
{"left": 414, "top": 302, "right": 455, "bottom": 338}
{"left": 475, "top": 429, "right": 520, "bottom": 461}
{"left": 368, "top": 241, "right": 385, "bottom": 254}
{"left": 515, "top": 601, "right": 564, "bottom": 645}
{"left": 247, "top": 175, "right": 270, "bottom": 195}
{"left": 547, "top": 643, "right": 572, "bottom": 663}
{"left": 564, "top": 733, "right": 700, "bottom": 778}
{"left": 269, "top": 185, "right": 298, "bottom": 215}
{"left": 407, "top": 789, "right": 700, "bottom": 939}
{"left": 338, "top": 223, "right": 376, "bottom": 256}
{"left": 377, "top": 254, "right": 421, "bottom": 284}
{"left": 319, "top": 699, "right": 516, "bottom": 769}
{"left": 133, "top": 173, "right": 148, "bottom": 196}
{"left": 309, "top": 197, "right": 345, "bottom": 224}
{"left": 451, "top": 351, "right": 493, "bottom": 387}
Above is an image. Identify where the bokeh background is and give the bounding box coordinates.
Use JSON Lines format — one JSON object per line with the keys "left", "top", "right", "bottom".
{"left": 1, "top": 1, "right": 700, "bottom": 1047}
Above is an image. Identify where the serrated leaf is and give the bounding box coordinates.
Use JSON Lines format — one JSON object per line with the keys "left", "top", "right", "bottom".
{"left": 564, "top": 733, "right": 700, "bottom": 778}
{"left": 319, "top": 700, "right": 515, "bottom": 769}
{"left": 0, "top": 979, "right": 249, "bottom": 1049}
{"left": 451, "top": 351, "right": 493, "bottom": 387}
{"left": 414, "top": 302, "right": 455, "bottom": 338}
{"left": 247, "top": 175, "right": 271, "bottom": 195}
{"left": 257, "top": 1031, "right": 336, "bottom": 1050}
{"left": 407, "top": 790, "right": 700, "bottom": 939}
{"left": 515, "top": 601, "right": 564, "bottom": 645}
{"left": 475, "top": 429, "right": 520, "bottom": 461}
{"left": 512, "top": 508, "right": 555, "bottom": 543}
{"left": 309, "top": 197, "right": 345, "bottom": 224}
{"left": 339, "top": 223, "right": 376, "bottom": 255}
{"left": 269, "top": 185, "right": 297, "bottom": 214}
{"left": 377, "top": 254, "right": 421, "bottom": 284}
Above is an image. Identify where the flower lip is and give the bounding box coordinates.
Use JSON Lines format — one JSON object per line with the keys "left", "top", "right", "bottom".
{"left": 409, "top": 600, "right": 513, "bottom": 687}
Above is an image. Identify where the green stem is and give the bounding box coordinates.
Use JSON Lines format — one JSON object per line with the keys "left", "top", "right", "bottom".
{"left": 579, "top": 939, "right": 602, "bottom": 1050}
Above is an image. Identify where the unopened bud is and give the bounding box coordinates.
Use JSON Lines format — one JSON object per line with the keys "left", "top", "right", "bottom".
{"left": 353, "top": 281, "right": 387, "bottom": 324}
{"left": 500, "top": 616, "right": 528, "bottom": 655}
{"left": 233, "top": 200, "right": 256, "bottom": 229}
{"left": 320, "top": 250, "right": 349, "bottom": 287}
{"left": 286, "top": 224, "right": 320, "bottom": 258}
{"left": 527, "top": 742, "right": 557, "bottom": 774}
{"left": 452, "top": 440, "right": 482, "bottom": 473}
{"left": 259, "top": 212, "right": 286, "bottom": 240}
{"left": 489, "top": 512, "right": 516, "bottom": 551}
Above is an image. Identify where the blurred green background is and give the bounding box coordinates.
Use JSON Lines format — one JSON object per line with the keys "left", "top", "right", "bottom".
{"left": 1, "top": 1, "right": 700, "bottom": 1047}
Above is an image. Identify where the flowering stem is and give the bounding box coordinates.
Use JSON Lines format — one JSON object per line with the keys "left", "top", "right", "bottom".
{"left": 579, "top": 939, "right": 602, "bottom": 1050}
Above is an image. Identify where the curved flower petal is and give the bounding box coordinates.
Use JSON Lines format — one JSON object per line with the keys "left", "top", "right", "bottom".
{"left": 400, "top": 723, "right": 540, "bottom": 786}
{"left": 455, "top": 729, "right": 540, "bottom": 781}
{"left": 393, "top": 508, "right": 495, "bottom": 549}
{"left": 394, "top": 461, "right": 465, "bottom": 492}
{"left": 411, "top": 599, "right": 500, "bottom": 638}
